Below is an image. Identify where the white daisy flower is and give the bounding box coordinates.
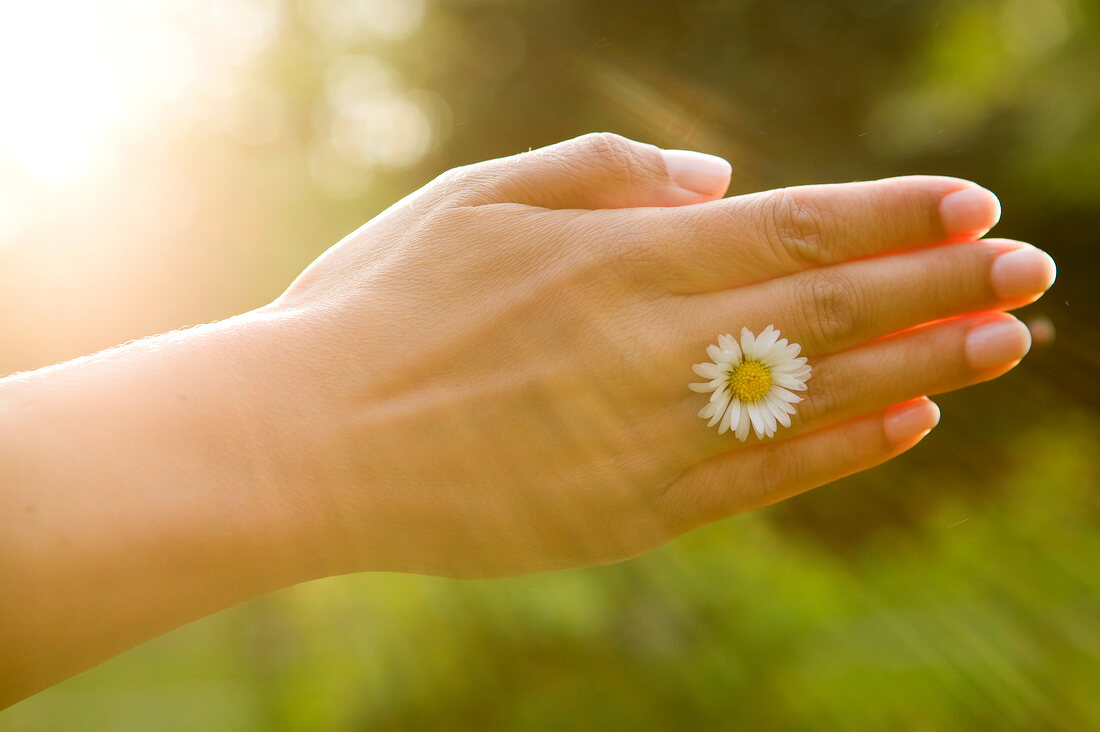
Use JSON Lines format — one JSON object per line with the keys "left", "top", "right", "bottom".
{"left": 689, "top": 325, "right": 811, "bottom": 441}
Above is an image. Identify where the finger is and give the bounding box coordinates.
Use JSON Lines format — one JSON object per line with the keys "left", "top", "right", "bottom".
{"left": 766, "top": 313, "right": 1030, "bottom": 436}
{"left": 653, "top": 398, "right": 940, "bottom": 534}
{"left": 675, "top": 239, "right": 1056, "bottom": 358}
{"left": 435, "top": 132, "right": 731, "bottom": 210}
{"left": 667, "top": 312, "right": 1029, "bottom": 459}
{"left": 602, "top": 175, "right": 1001, "bottom": 293}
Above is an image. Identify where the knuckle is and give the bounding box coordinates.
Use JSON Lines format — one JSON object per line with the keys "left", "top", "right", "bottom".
{"left": 576, "top": 132, "right": 637, "bottom": 166}
{"left": 761, "top": 188, "right": 832, "bottom": 266}
{"left": 428, "top": 163, "right": 494, "bottom": 204}
{"left": 432, "top": 163, "right": 475, "bottom": 191}
{"left": 572, "top": 132, "right": 656, "bottom": 188}
{"left": 805, "top": 270, "right": 862, "bottom": 346}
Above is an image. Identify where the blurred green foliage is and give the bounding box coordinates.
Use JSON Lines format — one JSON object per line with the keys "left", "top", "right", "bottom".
{"left": 2, "top": 0, "right": 1098, "bottom": 729}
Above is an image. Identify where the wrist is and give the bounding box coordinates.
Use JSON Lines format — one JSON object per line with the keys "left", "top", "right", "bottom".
{"left": 0, "top": 311, "right": 335, "bottom": 700}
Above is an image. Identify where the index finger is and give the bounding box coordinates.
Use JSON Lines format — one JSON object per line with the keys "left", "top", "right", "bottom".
{"left": 611, "top": 175, "right": 1001, "bottom": 294}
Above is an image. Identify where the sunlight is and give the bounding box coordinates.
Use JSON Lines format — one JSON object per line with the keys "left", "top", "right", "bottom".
{"left": 0, "top": 0, "right": 278, "bottom": 188}
{"left": 0, "top": 3, "right": 123, "bottom": 184}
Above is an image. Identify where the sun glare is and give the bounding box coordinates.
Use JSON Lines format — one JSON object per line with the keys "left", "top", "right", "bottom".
{"left": 0, "top": 0, "right": 278, "bottom": 188}
{"left": 0, "top": 0, "right": 439, "bottom": 242}
{"left": 0, "top": 4, "right": 117, "bottom": 184}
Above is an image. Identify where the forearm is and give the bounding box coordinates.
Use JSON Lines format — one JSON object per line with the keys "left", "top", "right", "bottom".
{"left": 0, "top": 311, "right": 324, "bottom": 705}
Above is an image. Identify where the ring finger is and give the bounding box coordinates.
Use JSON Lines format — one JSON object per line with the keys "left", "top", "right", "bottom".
{"left": 660, "top": 312, "right": 1032, "bottom": 461}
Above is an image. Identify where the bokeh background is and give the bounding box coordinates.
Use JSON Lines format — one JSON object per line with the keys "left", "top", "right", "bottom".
{"left": 2, "top": 0, "right": 1098, "bottom": 729}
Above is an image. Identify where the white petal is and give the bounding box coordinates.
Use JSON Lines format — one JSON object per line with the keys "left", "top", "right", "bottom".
{"left": 693, "top": 363, "right": 723, "bottom": 380}
{"left": 719, "top": 337, "right": 743, "bottom": 362}
{"left": 698, "top": 402, "right": 716, "bottom": 418}
{"left": 759, "top": 400, "right": 778, "bottom": 436}
{"left": 758, "top": 338, "right": 789, "bottom": 368}
{"left": 725, "top": 399, "right": 741, "bottom": 435}
{"left": 708, "top": 410, "right": 726, "bottom": 428}
{"left": 771, "top": 357, "right": 807, "bottom": 375}
{"left": 767, "top": 342, "right": 799, "bottom": 362}
{"left": 706, "top": 344, "right": 723, "bottom": 362}
{"left": 775, "top": 397, "right": 798, "bottom": 415}
{"left": 708, "top": 396, "right": 729, "bottom": 427}
{"left": 770, "top": 373, "right": 804, "bottom": 390}
{"left": 689, "top": 382, "right": 715, "bottom": 393}
{"left": 758, "top": 349, "right": 781, "bottom": 368}
{"left": 767, "top": 395, "right": 792, "bottom": 428}
{"left": 770, "top": 385, "right": 803, "bottom": 403}
{"left": 747, "top": 402, "right": 766, "bottom": 439}
{"left": 774, "top": 409, "right": 792, "bottom": 429}
{"left": 774, "top": 391, "right": 800, "bottom": 407}
{"left": 709, "top": 386, "right": 731, "bottom": 404}
{"left": 740, "top": 327, "right": 756, "bottom": 357}
{"left": 735, "top": 405, "right": 751, "bottom": 441}
{"left": 756, "top": 326, "right": 779, "bottom": 353}
{"left": 718, "top": 401, "right": 734, "bottom": 434}
{"left": 781, "top": 365, "right": 810, "bottom": 380}
{"left": 770, "top": 362, "right": 798, "bottom": 375}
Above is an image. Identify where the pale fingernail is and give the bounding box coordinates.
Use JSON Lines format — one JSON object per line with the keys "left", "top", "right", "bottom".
{"left": 991, "top": 247, "right": 1057, "bottom": 299}
{"left": 966, "top": 318, "right": 1032, "bottom": 370}
{"left": 884, "top": 398, "right": 941, "bottom": 444}
{"left": 940, "top": 186, "right": 1001, "bottom": 235}
{"left": 661, "top": 149, "right": 732, "bottom": 196}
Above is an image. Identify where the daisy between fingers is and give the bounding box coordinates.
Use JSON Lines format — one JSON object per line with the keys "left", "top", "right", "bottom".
{"left": 690, "top": 326, "right": 812, "bottom": 441}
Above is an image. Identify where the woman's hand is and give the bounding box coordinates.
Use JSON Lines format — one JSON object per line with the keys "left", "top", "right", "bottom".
{"left": 263, "top": 133, "right": 1055, "bottom": 578}
{"left": 0, "top": 133, "right": 1055, "bottom": 703}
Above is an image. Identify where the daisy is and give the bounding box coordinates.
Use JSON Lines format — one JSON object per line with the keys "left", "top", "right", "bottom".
{"left": 689, "top": 325, "right": 811, "bottom": 441}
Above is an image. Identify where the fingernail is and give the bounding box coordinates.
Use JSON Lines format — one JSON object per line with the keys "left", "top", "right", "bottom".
{"left": 885, "top": 398, "right": 941, "bottom": 444}
{"left": 966, "top": 319, "right": 1032, "bottom": 370}
{"left": 991, "top": 247, "right": 1057, "bottom": 299}
{"left": 940, "top": 186, "right": 1001, "bottom": 235}
{"left": 661, "top": 149, "right": 732, "bottom": 196}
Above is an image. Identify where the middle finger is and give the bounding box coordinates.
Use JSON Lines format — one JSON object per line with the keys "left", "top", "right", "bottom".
{"left": 670, "top": 238, "right": 1054, "bottom": 361}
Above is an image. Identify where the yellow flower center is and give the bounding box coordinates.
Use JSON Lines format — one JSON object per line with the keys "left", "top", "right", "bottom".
{"left": 729, "top": 360, "right": 771, "bottom": 402}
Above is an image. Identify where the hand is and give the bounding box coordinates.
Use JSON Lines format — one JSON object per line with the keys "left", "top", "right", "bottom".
{"left": 264, "top": 133, "right": 1055, "bottom": 578}
{"left": 0, "top": 133, "right": 1057, "bottom": 702}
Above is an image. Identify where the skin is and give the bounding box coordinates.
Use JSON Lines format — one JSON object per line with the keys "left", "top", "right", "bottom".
{"left": 0, "top": 133, "right": 1055, "bottom": 705}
